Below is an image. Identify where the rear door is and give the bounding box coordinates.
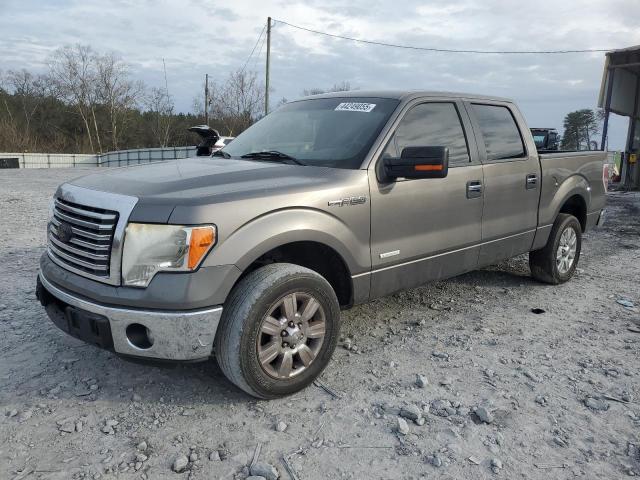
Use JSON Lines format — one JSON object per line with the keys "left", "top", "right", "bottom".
{"left": 465, "top": 101, "right": 541, "bottom": 267}
{"left": 367, "top": 99, "right": 484, "bottom": 298}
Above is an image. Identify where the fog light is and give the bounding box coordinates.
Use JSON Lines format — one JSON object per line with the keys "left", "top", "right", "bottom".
{"left": 126, "top": 323, "right": 154, "bottom": 349}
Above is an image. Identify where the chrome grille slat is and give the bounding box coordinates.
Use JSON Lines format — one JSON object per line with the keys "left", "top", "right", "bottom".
{"left": 48, "top": 196, "right": 119, "bottom": 279}
{"left": 50, "top": 226, "right": 110, "bottom": 251}
{"left": 51, "top": 217, "right": 112, "bottom": 241}
{"left": 49, "top": 235, "right": 110, "bottom": 261}
{"left": 53, "top": 210, "right": 114, "bottom": 231}
{"left": 49, "top": 244, "right": 109, "bottom": 271}
{"left": 54, "top": 199, "right": 117, "bottom": 221}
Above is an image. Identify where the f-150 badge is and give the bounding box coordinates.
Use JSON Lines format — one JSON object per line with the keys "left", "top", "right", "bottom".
{"left": 328, "top": 196, "right": 367, "bottom": 207}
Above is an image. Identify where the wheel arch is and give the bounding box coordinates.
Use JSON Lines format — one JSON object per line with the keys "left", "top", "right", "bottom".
{"left": 202, "top": 208, "right": 370, "bottom": 308}
{"left": 236, "top": 240, "right": 354, "bottom": 307}
{"left": 543, "top": 174, "right": 591, "bottom": 231}
{"left": 558, "top": 194, "right": 587, "bottom": 232}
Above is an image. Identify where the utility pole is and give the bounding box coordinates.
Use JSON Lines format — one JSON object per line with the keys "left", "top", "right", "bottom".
{"left": 265, "top": 17, "right": 271, "bottom": 116}
{"left": 204, "top": 73, "right": 209, "bottom": 125}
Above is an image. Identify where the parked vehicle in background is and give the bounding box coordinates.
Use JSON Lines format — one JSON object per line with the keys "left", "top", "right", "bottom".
{"left": 531, "top": 128, "right": 559, "bottom": 151}
{"left": 37, "top": 91, "right": 607, "bottom": 399}
{"left": 188, "top": 125, "right": 234, "bottom": 155}
{"left": 214, "top": 136, "right": 234, "bottom": 152}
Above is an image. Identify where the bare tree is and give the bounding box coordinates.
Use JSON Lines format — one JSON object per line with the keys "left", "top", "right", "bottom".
{"left": 302, "top": 81, "right": 354, "bottom": 96}
{"left": 48, "top": 45, "right": 99, "bottom": 153}
{"left": 95, "top": 52, "right": 144, "bottom": 150}
{"left": 146, "top": 86, "right": 175, "bottom": 147}
{"left": 0, "top": 69, "right": 48, "bottom": 150}
{"left": 213, "top": 70, "right": 265, "bottom": 135}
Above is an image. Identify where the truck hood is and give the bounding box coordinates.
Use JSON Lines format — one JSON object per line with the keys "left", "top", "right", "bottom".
{"left": 68, "top": 157, "right": 362, "bottom": 223}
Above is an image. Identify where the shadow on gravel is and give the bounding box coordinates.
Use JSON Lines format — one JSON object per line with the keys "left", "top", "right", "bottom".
{"left": 456, "top": 266, "right": 535, "bottom": 287}
{"left": 17, "top": 330, "right": 254, "bottom": 406}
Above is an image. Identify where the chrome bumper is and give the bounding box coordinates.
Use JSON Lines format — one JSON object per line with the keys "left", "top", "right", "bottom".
{"left": 38, "top": 272, "right": 222, "bottom": 361}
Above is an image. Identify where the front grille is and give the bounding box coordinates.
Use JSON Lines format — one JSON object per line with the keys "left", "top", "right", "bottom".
{"left": 48, "top": 198, "right": 118, "bottom": 278}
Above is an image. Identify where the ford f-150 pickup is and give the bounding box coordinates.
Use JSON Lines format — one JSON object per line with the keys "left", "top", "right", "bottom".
{"left": 36, "top": 91, "right": 607, "bottom": 398}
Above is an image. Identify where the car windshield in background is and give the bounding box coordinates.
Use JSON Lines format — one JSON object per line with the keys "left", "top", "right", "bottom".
{"left": 222, "top": 97, "right": 400, "bottom": 169}
{"left": 533, "top": 134, "right": 546, "bottom": 147}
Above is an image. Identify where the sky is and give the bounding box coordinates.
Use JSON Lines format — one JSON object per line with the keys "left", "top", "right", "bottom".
{"left": 1, "top": 0, "right": 639, "bottom": 149}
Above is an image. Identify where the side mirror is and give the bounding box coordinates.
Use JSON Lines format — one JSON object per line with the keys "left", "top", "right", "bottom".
{"left": 383, "top": 146, "right": 449, "bottom": 181}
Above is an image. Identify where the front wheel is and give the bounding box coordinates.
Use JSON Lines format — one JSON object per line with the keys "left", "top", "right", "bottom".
{"left": 529, "top": 213, "right": 582, "bottom": 284}
{"left": 214, "top": 263, "right": 340, "bottom": 399}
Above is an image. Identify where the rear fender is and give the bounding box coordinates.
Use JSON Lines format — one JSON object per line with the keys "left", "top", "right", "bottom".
{"left": 532, "top": 174, "right": 590, "bottom": 250}
{"left": 547, "top": 175, "right": 591, "bottom": 224}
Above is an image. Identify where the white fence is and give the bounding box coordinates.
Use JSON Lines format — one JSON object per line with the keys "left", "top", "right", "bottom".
{"left": 0, "top": 146, "right": 198, "bottom": 169}
{"left": 99, "top": 146, "right": 196, "bottom": 167}
{"left": 1, "top": 153, "right": 99, "bottom": 168}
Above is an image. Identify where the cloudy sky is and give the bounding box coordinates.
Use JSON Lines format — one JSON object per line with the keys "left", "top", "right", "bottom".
{"left": 2, "top": 0, "right": 638, "bottom": 148}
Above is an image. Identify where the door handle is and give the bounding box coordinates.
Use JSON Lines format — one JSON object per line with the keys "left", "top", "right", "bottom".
{"left": 526, "top": 174, "right": 538, "bottom": 189}
{"left": 466, "top": 180, "right": 483, "bottom": 199}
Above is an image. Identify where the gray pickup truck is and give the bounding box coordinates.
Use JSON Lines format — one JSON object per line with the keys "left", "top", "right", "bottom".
{"left": 37, "top": 91, "right": 607, "bottom": 398}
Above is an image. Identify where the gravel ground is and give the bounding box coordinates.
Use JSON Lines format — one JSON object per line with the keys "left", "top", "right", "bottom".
{"left": 1, "top": 168, "right": 639, "bottom": 480}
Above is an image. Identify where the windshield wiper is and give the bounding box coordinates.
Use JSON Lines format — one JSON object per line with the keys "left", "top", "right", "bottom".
{"left": 240, "top": 150, "right": 306, "bottom": 166}
{"left": 212, "top": 150, "right": 231, "bottom": 158}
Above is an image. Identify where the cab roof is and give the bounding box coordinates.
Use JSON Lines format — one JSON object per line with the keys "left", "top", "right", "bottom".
{"left": 295, "top": 90, "right": 513, "bottom": 104}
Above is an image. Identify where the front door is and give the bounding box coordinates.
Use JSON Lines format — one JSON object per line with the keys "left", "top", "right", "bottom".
{"left": 367, "top": 99, "right": 484, "bottom": 298}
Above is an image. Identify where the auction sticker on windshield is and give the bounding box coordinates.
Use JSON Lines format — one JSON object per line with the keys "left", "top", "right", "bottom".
{"left": 335, "top": 102, "right": 376, "bottom": 113}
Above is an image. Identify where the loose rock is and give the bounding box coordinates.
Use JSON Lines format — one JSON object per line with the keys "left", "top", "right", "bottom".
{"left": 399, "top": 404, "right": 422, "bottom": 423}
{"left": 584, "top": 397, "right": 609, "bottom": 411}
{"left": 250, "top": 462, "right": 279, "bottom": 480}
{"left": 397, "top": 417, "right": 410, "bottom": 435}
{"left": 172, "top": 454, "right": 189, "bottom": 473}
{"left": 415, "top": 374, "right": 429, "bottom": 388}
{"left": 58, "top": 422, "right": 75, "bottom": 433}
{"left": 475, "top": 406, "right": 494, "bottom": 424}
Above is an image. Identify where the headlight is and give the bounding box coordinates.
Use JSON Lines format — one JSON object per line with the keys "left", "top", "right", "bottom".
{"left": 121, "top": 223, "right": 216, "bottom": 287}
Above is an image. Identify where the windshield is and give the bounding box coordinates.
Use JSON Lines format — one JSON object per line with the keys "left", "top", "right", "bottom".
{"left": 222, "top": 97, "right": 400, "bottom": 169}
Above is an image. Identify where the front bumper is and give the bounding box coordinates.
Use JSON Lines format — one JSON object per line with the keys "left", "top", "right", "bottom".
{"left": 37, "top": 272, "right": 222, "bottom": 362}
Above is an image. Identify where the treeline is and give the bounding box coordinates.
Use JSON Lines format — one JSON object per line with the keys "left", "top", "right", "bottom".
{"left": 560, "top": 109, "right": 605, "bottom": 151}
{"left": 0, "top": 44, "right": 265, "bottom": 154}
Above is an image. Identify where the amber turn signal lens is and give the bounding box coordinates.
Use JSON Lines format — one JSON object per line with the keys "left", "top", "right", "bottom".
{"left": 414, "top": 164, "right": 443, "bottom": 171}
{"left": 188, "top": 226, "right": 216, "bottom": 269}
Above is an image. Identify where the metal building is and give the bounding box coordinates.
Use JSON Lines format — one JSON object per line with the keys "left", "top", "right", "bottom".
{"left": 599, "top": 45, "right": 640, "bottom": 187}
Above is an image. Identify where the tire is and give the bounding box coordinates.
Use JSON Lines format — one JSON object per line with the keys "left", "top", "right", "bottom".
{"left": 529, "top": 213, "right": 582, "bottom": 285}
{"left": 214, "top": 263, "right": 340, "bottom": 399}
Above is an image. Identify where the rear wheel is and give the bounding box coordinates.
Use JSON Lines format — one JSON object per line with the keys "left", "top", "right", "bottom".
{"left": 214, "top": 263, "right": 340, "bottom": 399}
{"left": 529, "top": 213, "right": 582, "bottom": 284}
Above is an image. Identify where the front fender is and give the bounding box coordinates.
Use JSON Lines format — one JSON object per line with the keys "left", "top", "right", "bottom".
{"left": 201, "top": 208, "right": 370, "bottom": 275}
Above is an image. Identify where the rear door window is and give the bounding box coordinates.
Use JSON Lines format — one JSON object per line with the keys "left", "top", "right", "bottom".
{"left": 471, "top": 104, "right": 526, "bottom": 161}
